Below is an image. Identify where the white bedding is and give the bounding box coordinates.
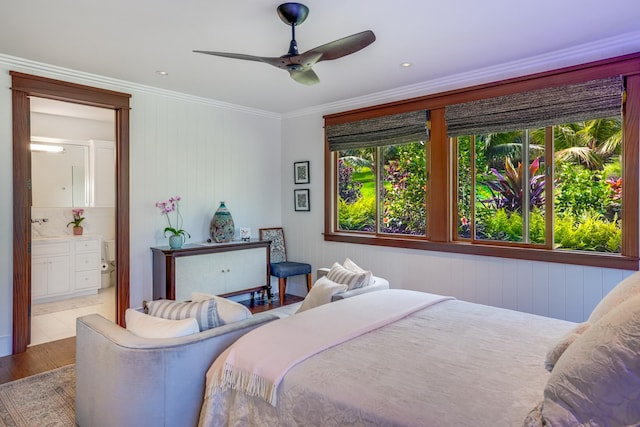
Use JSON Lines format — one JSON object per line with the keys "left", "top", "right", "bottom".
{"left": 198, "top": 290, "right": 576, "bottom": 427}
{"left": 206, "top": 290, "right": 451, "bottom": 405}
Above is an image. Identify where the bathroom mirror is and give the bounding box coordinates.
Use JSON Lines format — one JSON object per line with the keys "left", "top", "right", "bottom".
{"left": 31, "top": 142, "right": 90, "bottom": 208}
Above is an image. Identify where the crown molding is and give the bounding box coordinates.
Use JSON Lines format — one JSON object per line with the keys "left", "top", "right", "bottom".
{"left": 282, "top": 30, "right": 640, "bottom": 119}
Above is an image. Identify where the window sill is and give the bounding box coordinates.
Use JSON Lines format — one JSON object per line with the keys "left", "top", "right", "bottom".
{"left": 324, "top": 233, "right": 639, "bottom": 271}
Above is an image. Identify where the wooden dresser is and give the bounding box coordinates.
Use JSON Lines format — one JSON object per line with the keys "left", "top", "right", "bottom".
{"left": 151, "top": 239, "right": 271, "bottom": 301}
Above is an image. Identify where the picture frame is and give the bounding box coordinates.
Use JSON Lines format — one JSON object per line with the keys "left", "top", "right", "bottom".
{"left": 294, "top": 189, "right": 310, "bottom": 212}
{"left": 294, "top": 161, "right": 310, "bottom": 184}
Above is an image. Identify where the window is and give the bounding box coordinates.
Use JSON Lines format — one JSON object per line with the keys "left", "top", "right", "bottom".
{"left": 455, "top": 115, "right": 622, "bottom": 253}
{"left": 324, "top": 53, "right": 640, "bottom": 270}
{"left": 337, "top": 142, "right": 427, "bottom": 236}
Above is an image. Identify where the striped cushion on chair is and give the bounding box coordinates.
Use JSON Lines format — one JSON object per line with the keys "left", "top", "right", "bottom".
{"left": 146, "top": 299, "right": 221, "bottom": 331}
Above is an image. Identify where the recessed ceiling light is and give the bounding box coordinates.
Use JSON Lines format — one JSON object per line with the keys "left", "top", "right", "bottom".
{"left": 156, "top": 70, "right": 169, "bottom": 76}
{"left": 401, "top": 62, "right": 412, "bottom": 68}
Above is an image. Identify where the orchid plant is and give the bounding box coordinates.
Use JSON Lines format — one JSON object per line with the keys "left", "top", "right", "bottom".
{"left": 156, "top": 196, "right": 190, "bottom": 239}
{"left": 66, "top": 208, "right": 85, "bottom": 228}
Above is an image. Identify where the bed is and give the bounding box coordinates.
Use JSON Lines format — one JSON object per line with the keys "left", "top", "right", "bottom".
{"left": 200, "top": 278, "right": 640, "bottom": 426}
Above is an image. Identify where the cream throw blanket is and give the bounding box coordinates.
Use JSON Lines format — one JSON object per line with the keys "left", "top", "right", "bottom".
{"left": 205, "top": 289, "right": 453, "bottom": 406}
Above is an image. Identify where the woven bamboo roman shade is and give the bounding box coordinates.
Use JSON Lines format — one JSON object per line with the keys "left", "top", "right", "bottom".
{"left": 445, "top": 76, "right": 624, "bottom": 137}
{"left": 327, "top": 110, "right": 430, "bottom": 152}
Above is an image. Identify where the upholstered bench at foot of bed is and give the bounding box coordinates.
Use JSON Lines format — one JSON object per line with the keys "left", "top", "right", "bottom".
{"left": 75, "top": 311, "right": 278, "bottom": 427}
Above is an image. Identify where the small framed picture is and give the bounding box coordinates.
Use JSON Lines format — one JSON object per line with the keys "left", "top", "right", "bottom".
{"left": 294, "top": 189, "right": 310, "bottom": 211}
{"left": 294, "top": 161, "right": 310, "bottom": 184}
{"left": 240, "top": 227, "right": 251, "bottom": 241}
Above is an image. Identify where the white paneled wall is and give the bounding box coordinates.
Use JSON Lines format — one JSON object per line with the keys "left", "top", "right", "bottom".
{"left": 280, "top": 113, "right": 634, "bottom": 324}
{"left": 128, "top": 91, "right": 282, "bottom": 308}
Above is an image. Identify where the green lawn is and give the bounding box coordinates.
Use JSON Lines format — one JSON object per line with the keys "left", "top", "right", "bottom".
{"left": 352, "top": 168, "right": 376, "bottom": 198}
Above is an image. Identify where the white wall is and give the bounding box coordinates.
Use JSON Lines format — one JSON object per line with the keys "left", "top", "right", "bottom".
{"left": 279, "top": 110, "right": 634, "bottom": 325}
{"left": 0, "top": 57, "right": 282, "bottom": 356}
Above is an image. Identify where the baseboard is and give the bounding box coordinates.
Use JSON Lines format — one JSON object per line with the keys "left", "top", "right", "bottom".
{"left": 0, "top": 334, "right": 12, "bottom": 357}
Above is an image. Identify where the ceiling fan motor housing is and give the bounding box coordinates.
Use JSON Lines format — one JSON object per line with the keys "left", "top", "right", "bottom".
{"left": 277, "top": 3, "right": 309, "bottom": 26}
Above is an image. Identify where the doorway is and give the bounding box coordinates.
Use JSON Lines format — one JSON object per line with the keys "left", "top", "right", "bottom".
{"left": 11, "top": 72, "right": 131, "bottom": 354}
{"left": 29, "top": 97, "right": 117, "bottom": 345}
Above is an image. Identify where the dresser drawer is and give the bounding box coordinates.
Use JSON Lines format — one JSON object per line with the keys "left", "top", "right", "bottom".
{"left": 75, "top": 270, "right": 100, "bottom": 290}
{"left": 75, "top": 239, "right": 99, "bottom": 252}
{"left": 76, "top": 253, "right": 99, "bottom": 271}
{"left": 32, "top": 241, "right": 70, "bottom": 256}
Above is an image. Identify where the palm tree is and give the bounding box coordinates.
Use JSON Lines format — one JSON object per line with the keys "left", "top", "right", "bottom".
{"left": 552, "top": 118, "right": 621, "bottom": 170}
{"left": 482, "top": 132, "right": 544, "bottom": 170}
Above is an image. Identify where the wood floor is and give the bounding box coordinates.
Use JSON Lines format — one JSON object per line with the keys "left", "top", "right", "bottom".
{"left": 0, "top": 294, "right": 303, "bottom": 385}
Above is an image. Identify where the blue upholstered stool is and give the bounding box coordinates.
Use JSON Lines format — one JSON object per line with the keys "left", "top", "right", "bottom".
{"left": 259, "top": 227, "right": 313, "bottom": 305}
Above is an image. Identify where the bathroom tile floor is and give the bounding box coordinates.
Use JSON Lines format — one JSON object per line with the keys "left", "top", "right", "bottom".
{"left": 30, "top": 286, "right": 116, "bottom": 346}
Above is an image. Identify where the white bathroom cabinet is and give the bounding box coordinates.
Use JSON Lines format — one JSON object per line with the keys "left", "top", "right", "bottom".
{"left": 32, "top": 236, "right": 102, "bottom": 303}
{"left": 32, "top": 241, "right": 71, "bottom": 299}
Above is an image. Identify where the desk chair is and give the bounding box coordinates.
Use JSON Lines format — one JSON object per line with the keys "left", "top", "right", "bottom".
{"left": 259, "top": 227, "right": 312, "bottom": 305}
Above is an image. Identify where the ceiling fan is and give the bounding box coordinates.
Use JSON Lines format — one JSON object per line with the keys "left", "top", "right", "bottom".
{"left": 193, "top": 2, "right": 376, "bottom": 85}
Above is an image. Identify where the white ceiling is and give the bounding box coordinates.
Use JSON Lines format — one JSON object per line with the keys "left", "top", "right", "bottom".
{"left": 3, "top": 1, "right": 640, "bottom": 115}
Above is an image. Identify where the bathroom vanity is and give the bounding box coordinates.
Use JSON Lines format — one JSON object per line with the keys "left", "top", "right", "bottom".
{"left": 32, "top": 236, "right": 102, "bottom": 303}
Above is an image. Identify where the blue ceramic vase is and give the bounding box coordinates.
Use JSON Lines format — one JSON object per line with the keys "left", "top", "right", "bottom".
{"left": 168, "top": 234, "right": 184, "bottom": 249}
{"left": 210, "top": 201, "right": 235, "bottom": 243}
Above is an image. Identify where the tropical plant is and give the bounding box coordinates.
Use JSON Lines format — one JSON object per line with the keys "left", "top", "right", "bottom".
{"left": 380, "top": 143, "right": 426, "bottom": 235}
{"left": 554, "top": 211, "right": 621, "bottom": 252}
{"left": 481, "top": 131, "right": 544, "bottom": 170}
{"left": 552, "top": 118, "right": 622, "bottom": 170}
{"left": 555, "top": 164, "right": 614, "bottom": 218}
{"left": 156, "top": 196, "right": 190, "bottom": 238}
{"left": 475, "top": 208, "right": 545, "bottom": 243}
{"left": 338, "top": 197, "right": 375, "bottom": 231}
{"left": 337, "top": 158, "right": 363, "bottom": 203}
{"left": 481, "top": 157, "right": 545, "bottom": 213}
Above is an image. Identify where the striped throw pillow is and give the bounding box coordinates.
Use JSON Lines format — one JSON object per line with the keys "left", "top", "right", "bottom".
{"left": 146, "top": 299, "right": 220, "bottom": 331}
{"left": 343, "top": 258, "right": 374, "bottom": 287}
{"left": 326, "top": 262, "right": 368, "bottom": 290}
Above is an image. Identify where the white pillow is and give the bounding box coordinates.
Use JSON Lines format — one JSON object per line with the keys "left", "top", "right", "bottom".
{"left": 146, "top": 299, "right": 221, "bottom": 331}
{"left": 343, "top": 258, "right": 374, "bottom": 286}
{"left": 297, "top": 276, "right": 348, "bottom": 313}
{"left": 327, "top": 262, "right": 368, "bottom": 290}
{"left": 540, "top": 294, "right": 640, "bottom": 425}
{"left": 544, "top": 322, "right": 590, "bottom": 372}
{"left": 588, "top": 271, "right": 640, "bottom": 323}
{"left": 191, "top": 292, "right": 253, "bottom": 325}
{"left": 125, "top": 309, "right": 199, "bottom": 339}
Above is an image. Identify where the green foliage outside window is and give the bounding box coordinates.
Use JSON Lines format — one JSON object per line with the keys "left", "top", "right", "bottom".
{"left": 456, "top": 118, "right": 622, "bottom": 253}
{"left": 381, "top": 143, "right": 426, "bottom": 235}
{"left": 337, "top": 142, "right": 426, "bottom": 235}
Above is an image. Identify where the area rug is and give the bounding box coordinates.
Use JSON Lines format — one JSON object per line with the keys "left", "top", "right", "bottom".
{"left": 0, "top": 365, "right": 75, "bottom": 427}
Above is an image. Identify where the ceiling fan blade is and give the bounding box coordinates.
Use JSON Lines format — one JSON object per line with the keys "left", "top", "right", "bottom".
{"left": 305, "top": 30, "right": 376, "bottom": 62}
{"left": 289, "top": 68, "right": 320, "bottom": 85}
{"left": 193, "top": 50, "right": 284, "bottom": 68}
